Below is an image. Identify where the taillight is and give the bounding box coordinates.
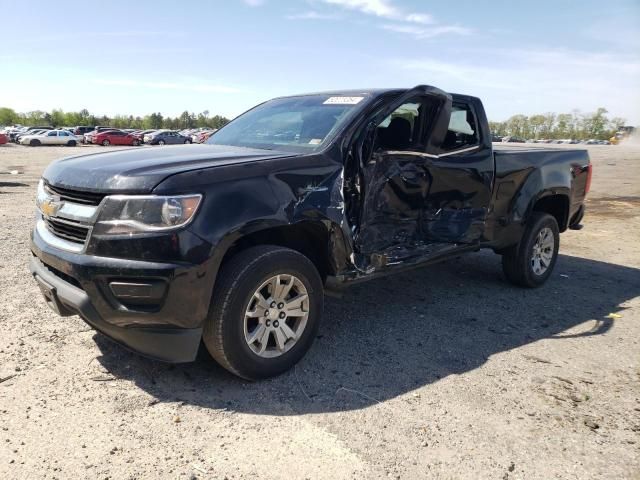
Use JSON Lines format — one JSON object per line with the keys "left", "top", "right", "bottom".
{"left": 585, "top": 164, "right": 592, "bottom": 195}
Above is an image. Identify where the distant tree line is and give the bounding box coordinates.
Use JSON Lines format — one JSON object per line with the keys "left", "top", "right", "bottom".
{"left": 489, "top": 107, "right": 627, "bottom": 140}
{"left": 0, "top": 105, "right": 629, "bottom": 140}
{"left": 0, "top": 107, "right": 230, "bottom": 130}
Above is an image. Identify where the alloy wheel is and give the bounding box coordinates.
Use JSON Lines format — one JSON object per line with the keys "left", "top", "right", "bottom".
{"left": 243, "top": 274, "right": 309, "bottom": 358}
{"left": 531, "top": 227, "right": 554, "bottom": 275}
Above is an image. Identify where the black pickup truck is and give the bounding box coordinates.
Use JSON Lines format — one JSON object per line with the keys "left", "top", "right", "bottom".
{"left": 30, "top": 85, "right": 591, "bottom": 380}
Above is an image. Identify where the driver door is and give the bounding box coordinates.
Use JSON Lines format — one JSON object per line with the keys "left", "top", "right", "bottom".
{"left": 353, "top": 87, "right": 493, "bottom": 264}
{"left": 353, "top": 86, "right": 452, "bottom": 258}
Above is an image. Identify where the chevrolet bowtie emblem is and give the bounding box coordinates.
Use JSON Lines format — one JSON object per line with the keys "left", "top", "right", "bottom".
{"left": 41, "top": 197, "right": 63, "bottom": 217}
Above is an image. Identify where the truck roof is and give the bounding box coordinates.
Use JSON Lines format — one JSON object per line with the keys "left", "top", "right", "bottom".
{"left": 274, "top": 88, "right": 405, "bottom": 100}
{"left": 275, "top": 88, "right": 481, "bottom": 105}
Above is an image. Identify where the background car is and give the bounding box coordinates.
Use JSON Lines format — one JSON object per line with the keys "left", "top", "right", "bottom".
{"left": 10, "top": 126, "right": 53, "bottom": 142}
{"left": 16, "top": 129, "right": 49, "bottom": 143}
{"left": 148, "top": 130, "right": 192, "bottom": 145}
{"left": 502, "top": 135, "right": 526, "bottom": 143}
{"left": 0, "top": 133, "right": 7, "bottom": 145}
{"left": 143, "top": 129, "right": 164, "bottom": 143}
{"left": 19, "top": 129, "right": 80, "bottom": 146}
{"left": 93, "top": 130, "right": 141, "bottom": 146}
{"left": 84, "top": 126, "right": 118, "bottom": 144}
{"left": 72, "top": 126, "right": 95, "bottom": 137}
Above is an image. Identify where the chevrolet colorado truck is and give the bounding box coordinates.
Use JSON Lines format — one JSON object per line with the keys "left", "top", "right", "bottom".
{"left": 29, "top": 85, "right": 591, "bottom": 380}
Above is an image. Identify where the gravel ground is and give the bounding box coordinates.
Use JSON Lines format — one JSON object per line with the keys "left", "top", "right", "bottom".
{"left": 0, "top": 143, "right": 638, "bottom": 479}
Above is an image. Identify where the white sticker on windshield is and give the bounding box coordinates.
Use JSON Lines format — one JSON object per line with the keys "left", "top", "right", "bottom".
{"left": 309, "top": 138, "right": 322, "bottom": 145}
{"left": 323, "top": 96, "right": 364, "bottom": 105}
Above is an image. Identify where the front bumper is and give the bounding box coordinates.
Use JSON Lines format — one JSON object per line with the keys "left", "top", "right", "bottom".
{"left": 29, "top": 228, "right": 215, "bottom": 363}
{"left": 30, "top": 255, "right": 201, "bottom": 362}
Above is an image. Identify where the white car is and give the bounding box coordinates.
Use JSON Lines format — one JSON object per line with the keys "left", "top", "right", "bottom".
{"left": 19, "top": 129, "right": 81, "bottom": 147}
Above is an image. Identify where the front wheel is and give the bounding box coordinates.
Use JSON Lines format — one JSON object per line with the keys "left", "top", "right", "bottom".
{"left": 184, "top": 139, "right": 192, "bottom": 144}
{"left": 203, "top": 245, "right": 323, "bottom": 380}
{"left": 29, "top": 139, "right": 41, "bottom": 147}
{"left": 502, "top": 212, "right": 560, "bottom": 288}
{"left": 158, "top": 140, "right": 165, "bottom": 146}
{"left": 132, "top": 139, "right": 140, "bottom": 146}
{"left": 67, "top": 140, "right": 76, "bottom": 147}
{"left": 102, "top": 139, "right": 110, "bottom": 146}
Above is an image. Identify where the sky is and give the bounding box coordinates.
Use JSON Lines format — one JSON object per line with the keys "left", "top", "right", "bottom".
{"left": 0, "top": 0, "right": 638, "bottom": 123}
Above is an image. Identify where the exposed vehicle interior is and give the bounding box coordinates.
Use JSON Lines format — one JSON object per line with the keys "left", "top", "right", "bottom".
{"left": 373, "top": 99, "right": 479, "bottom": 153}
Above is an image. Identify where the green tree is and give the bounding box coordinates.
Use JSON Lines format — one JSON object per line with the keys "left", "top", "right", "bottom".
{"left": 488, "top": 121, "right": 506, "bottom": 136}
{"left": 210, "top": 115, "right": 229, "bottom": 129}
{"left": 50, "top": 109, "right": 66, "bottom": 127}
{"left": 555, "top": 113, "right": 572, "bottom": 138}
{"left": 529, "top": 114, "right": 546, "bottom": 139}
{"left": 505, "top": 114, "right": 529, "bottom": 138}
{"left": 582, "top": 107, "right": 609, "bottom": 139}
{"left": 541, "top": 113, "right": 556, "bottom": 138}
{"left": 145, "top": 113, "right": 164, "bottom": 129}
{"left": 0, "top": 107, "right": 19, "bottom": 125}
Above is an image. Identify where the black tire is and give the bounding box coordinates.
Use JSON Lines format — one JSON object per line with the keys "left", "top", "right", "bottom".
{"left": 132, "top": 139, "right": 140, "bottom": 146}
{"left": 67, "top": 140, "right": 76, "bottom": 147}
{"left": 203, "top": 245, "right": 323, "bottom": 380}
{"left": 184, "top": 139, "right": 191, "bottom": 144}
{"left": 502, "top": 212, "right": 560, "bottom": 288}
{"left": 30, "top": 139, "right": 41, "bottom": 147}
{"left": 102, "top": 139, "right": 110, "bottom": 146}
{"left": 158, "top": 139, "right": 165, "bottom": 146}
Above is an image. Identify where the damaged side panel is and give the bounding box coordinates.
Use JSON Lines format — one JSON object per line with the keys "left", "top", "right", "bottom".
{"left": 349, "top": 86, "right": 494, "bottom": 270}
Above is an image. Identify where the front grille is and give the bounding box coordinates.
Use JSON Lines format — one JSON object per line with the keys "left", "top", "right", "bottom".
{"left": 44, "top": 183, "right": 105, "bottom": 206}
{"left": 44, "top": 217, "right": 90, "bottom": 244}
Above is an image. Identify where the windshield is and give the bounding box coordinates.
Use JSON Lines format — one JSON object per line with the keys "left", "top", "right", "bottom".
{"left": 207, "top": 94, "right": 367, "bottom": 152}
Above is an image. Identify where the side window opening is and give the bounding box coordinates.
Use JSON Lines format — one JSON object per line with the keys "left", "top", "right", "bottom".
{"left": 441, "top": 103, "right": 478, "bottom": 151}
{"left": 374, "top": 100, "right": 422, "bottom": 151}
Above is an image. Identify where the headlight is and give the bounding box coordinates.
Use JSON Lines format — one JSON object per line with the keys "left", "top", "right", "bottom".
{"left": 35, "top": 179, "right": 47, "bottom": 209}
{"left": 92, "top": 194, "right": 202, "bottom": 236}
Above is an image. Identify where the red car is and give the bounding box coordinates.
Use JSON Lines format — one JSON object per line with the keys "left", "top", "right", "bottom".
{"left": 0, "top": 133, "right": 7, "bottom": 145}
{"left": 93, "top": 130, "right": 141, "bottom": 146}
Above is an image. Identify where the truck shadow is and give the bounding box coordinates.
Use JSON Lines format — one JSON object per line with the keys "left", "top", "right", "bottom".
{"left": 95, "top": 251, "right": 639, "bottom": 414}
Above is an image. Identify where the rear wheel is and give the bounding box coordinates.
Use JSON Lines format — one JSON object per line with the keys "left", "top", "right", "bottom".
{"left": 102, "top": 139, "right": 110, "bottom": 146}
{"left": 502, "top": 212, "right": 560, "bottom": 287}
{"left": 203, "top": 245, "right": 323, "bottom": 380}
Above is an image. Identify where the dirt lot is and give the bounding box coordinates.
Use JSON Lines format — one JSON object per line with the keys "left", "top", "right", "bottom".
{"left": 0, "top": 143, "right": 638, "bottom": 479}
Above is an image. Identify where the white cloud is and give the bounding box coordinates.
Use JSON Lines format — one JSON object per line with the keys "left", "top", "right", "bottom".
{"left": 93, "top": 79, "right": 241, "bottom": 94}
{"left": 321, "top": 0, "right": 432, "bottom": 23}
{"left": 242, "top": 0, "right": 265, "bottom": 6}
{"left": 405, "top": 13, "right": 433, "bottom": 25}
{"left": 320, "top": 0, "right": 462, "bottom": 35}
{"left": 286, "top": 11, "right": 341, "bottom": 21}
{"left": 382, "top": 23, "right": 471, "bottom": 39}
{"left": 322, "top": 0, "right": 398, "bottom": 18}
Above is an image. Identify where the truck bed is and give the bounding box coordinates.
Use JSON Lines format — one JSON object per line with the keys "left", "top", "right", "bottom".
{"left": 489, "top": 144, "right": 590, "bottom": 245}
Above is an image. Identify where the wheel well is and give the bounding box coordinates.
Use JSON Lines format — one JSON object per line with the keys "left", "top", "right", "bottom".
{"left": 221, "top": 222, "right": 333, "bottom": 280}
{"left": 532, "top": 194, "right": 569, "bottom": 231}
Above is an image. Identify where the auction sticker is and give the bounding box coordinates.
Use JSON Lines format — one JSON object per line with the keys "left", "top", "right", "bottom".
{"left": 323, "top": 96, "right": 364, "bottom": 105}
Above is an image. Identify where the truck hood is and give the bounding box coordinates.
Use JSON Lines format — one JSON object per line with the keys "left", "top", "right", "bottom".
{"left": 43, "top": 144, "right": 295, "bottom": 193}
